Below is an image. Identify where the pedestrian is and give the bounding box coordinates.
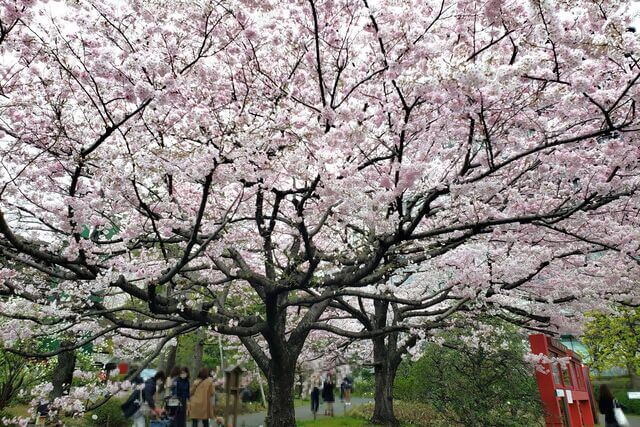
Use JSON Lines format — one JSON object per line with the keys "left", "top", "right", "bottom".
{"left": 169, "top": 367, "right": 190, "bottom": 427}
{"left": 310, "top": 379, "right": 320, "bottom": 420}
{"left": 322, "top": 374, "right": 335, "bottom": 417}
{"left": 189, "top": 368, "right": 215, "bottom": 427}
{"left": 343, "top": 377, "right": 352, "bottom": 405}
{"left": 125, "top": 371, "right": 165, "bottom": 427}
{"left": 167, "top": 367, "right": 181, "bottom": 399}
{"left": 599, "top": 384, "right": 629, "bottom": 427}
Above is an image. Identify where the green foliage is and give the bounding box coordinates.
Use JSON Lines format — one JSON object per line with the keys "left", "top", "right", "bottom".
{"left": 84, "top": 397, "right": 128, "bottom": 427}
{"left": 175, "top": 332, "right": 223, "bottom": 372}
{"left": 583, "top": 308, "right": 640, "bottom": 374}
{"left": 349, "top": 401, "right": 451, "bottom": 426}
{"left": 614, "top": 390, "right": 640, "bottom": 416}
{"left": 394, "top": 323, "right": 543, "bottom": 427}
{"left": 296, "top": 416, "right": 371, "bottom": 426}
{"left": 0, "top": 350, "right": 52, "bottom": 410}
{"left": 350, "top": 366, "right": 374, "bottom": 398}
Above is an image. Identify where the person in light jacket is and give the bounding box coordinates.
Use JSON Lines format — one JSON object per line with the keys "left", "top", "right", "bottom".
{"left": 189, "top": 368, "right": 215, "bottom": 427}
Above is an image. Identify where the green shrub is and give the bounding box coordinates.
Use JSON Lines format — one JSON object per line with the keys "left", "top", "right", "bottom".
{"left": 394, "top": 322, "right": 544, "bottom": 427}
{"left": 349, "top": 401, "right": 452, "bottom": 426}
{"left": 614, "top": 391, "right": 640, "bottom": 416}
{"left": 85, "top": 397, "right": 128, "bottom": 427}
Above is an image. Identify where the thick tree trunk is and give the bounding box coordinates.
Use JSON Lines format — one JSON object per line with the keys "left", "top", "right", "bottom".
{"left": 264, "top": 357, "right": 296, "bottom": 426}
{"left": 51, "top": 345, "right": 76, "bottom": 398}
{"left": 371, "top": 362, "right": 399, "bottom": 426}
{"left": 371, "top": 336, "right": 400, "bottom": 427}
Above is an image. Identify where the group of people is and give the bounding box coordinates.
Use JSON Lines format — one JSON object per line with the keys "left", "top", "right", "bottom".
{"left": 121, "top": 366, "right": 219, "bottom": 427}
{"left": 309, "top": 374, "right": 353, "bottom": 418}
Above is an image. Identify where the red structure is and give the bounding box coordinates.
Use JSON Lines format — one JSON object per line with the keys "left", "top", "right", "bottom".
{"left": 529, "top": 334, "right": 596, "bottom": 427}
{"left": 118, "top": 361, "right": 129, "bottom": 375}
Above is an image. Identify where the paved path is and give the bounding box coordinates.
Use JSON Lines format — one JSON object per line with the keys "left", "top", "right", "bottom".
{"left": 234, "top": 397, "right": 372, "bottom": 427}
{"left": 599, "top": 413, "right": 640, "bottom": 426}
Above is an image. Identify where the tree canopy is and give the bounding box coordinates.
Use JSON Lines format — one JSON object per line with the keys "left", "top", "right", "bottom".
{"left": 1, "top": 1, "right": 640, "bottom": 425}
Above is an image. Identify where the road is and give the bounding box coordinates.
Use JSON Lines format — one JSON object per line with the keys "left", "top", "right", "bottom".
{"left": 232, "top": 397, "right": 372, "bottom": 427}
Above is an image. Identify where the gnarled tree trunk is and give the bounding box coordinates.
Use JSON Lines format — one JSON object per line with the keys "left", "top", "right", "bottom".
{"left": 51, "top": 344, "right": 76, "bottom": 399}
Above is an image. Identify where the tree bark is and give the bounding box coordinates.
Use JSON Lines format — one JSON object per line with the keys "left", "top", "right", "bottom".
{"left": 371, "top": 336, "right": 400, "bottom": 427}
{"left": 163, "top": 343, "right": 177, "bottom": 375}
{"left": 51, "top": 344, "right": 76, "bottom": 399}
{"left": 191, "top": 328, "right": 205, "bottom": 376}
{"left": 265, "top": 358, "right": 296, "bottom": 427}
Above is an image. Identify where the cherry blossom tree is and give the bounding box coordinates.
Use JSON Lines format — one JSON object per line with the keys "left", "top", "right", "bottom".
{"left": 1, "top": 0, "right": 640, "bottom": 425}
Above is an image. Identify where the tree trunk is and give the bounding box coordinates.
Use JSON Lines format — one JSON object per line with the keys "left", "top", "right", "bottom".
{"left": 264, "top": 358, "right": 296, "bottom": 427}
{"left": 163, "top": 343, "right": 177, "bottom": 375}
{"left": 629, "top": 363, "right": 640, "bottom": 390}
{"left": 51, "top": 345, "right": 76, "bottom": 398}
{"left": 371, "top": 336, "right": 400, "bottom": 427}
{"left": 371, "top": 362, "right": 399, "bottom": 426}
{"left": 192, "top": 329, "right": 205, "bottom": 376}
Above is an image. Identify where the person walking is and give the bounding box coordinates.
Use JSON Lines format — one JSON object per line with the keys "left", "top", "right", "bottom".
{"left": 172, "top": 366, "right": 190, "bottom": 427}
{"left": 189, "top": 368, "right": 215, "bottom": 427}
{"left": 322, "top": 374, "right": 335, "bottom": 417}
{"left": 165, "top": 366, "right": 181, "bottom": 423}
{"left": 127, "top": 371, "right": 166, "bottom": 427}
{"left": 310, "top": 379, "right": 320, "bottom": 420}
{"left": 343, "top": 377, "right": 352, "bottom": 405}
{"left": 121, "top": 375, "right": 144, "bottom": 426}
{"left": 167, "top": 367, "right": 180, "bottom": 398}
{"left": 599, "top": 384, "right": 625, "bottom": 427}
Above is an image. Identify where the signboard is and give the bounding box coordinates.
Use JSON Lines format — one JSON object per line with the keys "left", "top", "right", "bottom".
{"left": 566, "top": 390, "right": 574, "bottom": 404}
{"left": 628, "top": 392, "right": 640, "bottom": 400}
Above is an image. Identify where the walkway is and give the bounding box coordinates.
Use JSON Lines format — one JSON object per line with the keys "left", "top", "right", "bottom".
{"left": 234, "top": 397, "right": 372, "bottom": 427}
{"left": 599, "top": 413, "right": 640, "bottom": 426}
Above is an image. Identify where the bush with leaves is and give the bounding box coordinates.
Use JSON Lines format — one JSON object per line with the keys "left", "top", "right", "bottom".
{"left": 394, "top": 321, "right": 544, "bottom": 427}
{"left": 0, "top": 349, "right": 52, "bottom": 411}
{"left": 83, "top": 397, "right": 128, "bottom": 427}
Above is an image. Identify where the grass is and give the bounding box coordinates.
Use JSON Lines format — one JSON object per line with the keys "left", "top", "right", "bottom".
{"left": 297, "top": 416, "right": 384, "bottom": 427}
{"left": 297, "top": 416, "right": 417, "bottom": 427}
{"left": 1, "top": 403, "right": 31, "bottom": 418}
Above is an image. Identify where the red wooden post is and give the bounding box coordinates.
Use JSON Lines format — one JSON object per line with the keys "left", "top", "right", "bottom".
{"left": 529, "top": 334, "right": 595, "bottom": 427}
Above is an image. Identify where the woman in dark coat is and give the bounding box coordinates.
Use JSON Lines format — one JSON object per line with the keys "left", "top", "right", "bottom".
{"left": 172, "top": 367, "right": 190, "bottom": 427}
{"left": 599, "top": 384, "right": 623, "bottom": 427}
{"left": 322, "top": 374, "right": 335, "bottom": 417}
{"left": 310, "top": 379, "right": 320, "bottom": 419}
